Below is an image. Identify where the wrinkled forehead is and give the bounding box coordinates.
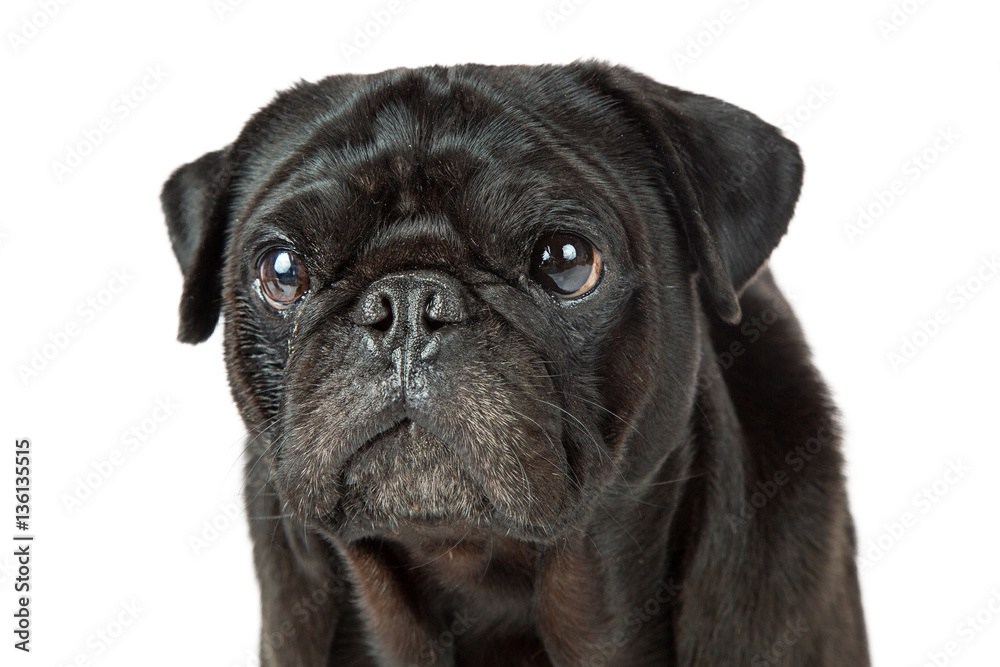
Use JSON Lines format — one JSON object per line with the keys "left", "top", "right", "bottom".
{"left": 230, "top": 69, "right": 635, "bottom": 263}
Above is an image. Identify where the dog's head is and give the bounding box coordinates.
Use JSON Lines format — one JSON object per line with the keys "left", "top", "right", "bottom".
{"left": 162, "top": 63, "right": 801, "bottom": 542}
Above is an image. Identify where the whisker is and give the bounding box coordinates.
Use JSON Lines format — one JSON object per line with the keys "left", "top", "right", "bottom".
{"left": 408, "top": 528, "right": 472, "bottom": 570}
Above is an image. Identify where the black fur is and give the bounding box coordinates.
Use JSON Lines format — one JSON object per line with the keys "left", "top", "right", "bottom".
{"left": 161, "top": 62, "right": 868, "bottom": 666}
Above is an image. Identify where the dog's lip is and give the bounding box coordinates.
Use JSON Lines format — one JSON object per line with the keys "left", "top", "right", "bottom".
{"left": 333, "top": 398, "right": 410, "bottom": 455}
{"left": 352, "top": 414, "right": 434, "bottom": 458}
{"left": 368, "top": 397, "right": 456, "bottom": 444}
{"left": 368, "top": 416, "right": 414, "bottom": 443}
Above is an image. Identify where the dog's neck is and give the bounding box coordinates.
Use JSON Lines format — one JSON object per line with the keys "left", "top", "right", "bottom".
{"left": 260, "top": 331, "right": 713, "bottom": 665}
{"left": 326, "top": 436, "right": 700, "bottom": 667}
{"left": 334, "top": 528, "right": 624, "bottom": 666}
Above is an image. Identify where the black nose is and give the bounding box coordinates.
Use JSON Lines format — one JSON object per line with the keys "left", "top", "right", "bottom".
{"left": 352, "top": 271, "right": 469, "bottom": 346}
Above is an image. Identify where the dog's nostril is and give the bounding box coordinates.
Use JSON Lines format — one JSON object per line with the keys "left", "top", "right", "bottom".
{"left": 423, "top": 310, "right": 449, "bottom": 333}
{"left": 370, "top": 296, "right": 393, "bottom": 333}
{"left": 424, "top": 290, "right": 469, "bottom": 331}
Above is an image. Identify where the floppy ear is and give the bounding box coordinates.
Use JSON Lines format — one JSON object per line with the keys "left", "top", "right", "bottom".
{"left": 160, "top": 147, "right": 235, "bottom": 343}
{"left": 595, "top": 66, "right": 804, "bottom": 324}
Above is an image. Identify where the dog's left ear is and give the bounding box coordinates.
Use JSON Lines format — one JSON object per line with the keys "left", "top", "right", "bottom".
{"left": 592, "top": 65, "right": 804, "bottom": 324}
{"left": 160, "top": 146, "right": 235, "bottom": 344}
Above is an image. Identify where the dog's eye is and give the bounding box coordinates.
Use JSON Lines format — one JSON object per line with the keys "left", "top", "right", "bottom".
{"left": 529, "top": 232, "right": 602, "bottom": 299}
{"left": 257, "top": 249, "right": 309, "bottom": 309}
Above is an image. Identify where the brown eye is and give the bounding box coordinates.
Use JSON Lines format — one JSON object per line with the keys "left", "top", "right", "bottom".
{"left": 257, "top": 249, "right": 309, "bottom": 309}
{"left": 529, "top": 232, "right": 602, "bottom": 299}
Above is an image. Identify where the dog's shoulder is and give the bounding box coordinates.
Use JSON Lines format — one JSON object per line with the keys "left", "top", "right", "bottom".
{"left": 706, "top": 268, "right": 843, "bottom": 475}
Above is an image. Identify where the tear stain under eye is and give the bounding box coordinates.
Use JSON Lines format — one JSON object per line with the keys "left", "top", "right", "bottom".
{"left": 288, "top": 314, "right": 301, "bottom": 358}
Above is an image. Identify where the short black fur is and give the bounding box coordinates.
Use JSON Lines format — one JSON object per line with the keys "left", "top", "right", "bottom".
{"left": 161, "top": 61, "right": 868, "bottom": 666}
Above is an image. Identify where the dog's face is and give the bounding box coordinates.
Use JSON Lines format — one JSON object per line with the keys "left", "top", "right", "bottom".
{"left": 162, "top": 63, "right": 802, "bottom": 543}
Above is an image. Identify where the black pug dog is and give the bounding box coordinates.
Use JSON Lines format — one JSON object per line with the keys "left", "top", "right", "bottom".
{"left": 162, "top": 62, "right": 869, "bottom": 666}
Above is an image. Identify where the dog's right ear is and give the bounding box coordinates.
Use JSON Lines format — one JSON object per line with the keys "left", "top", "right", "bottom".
{"left": 582, "top": 63, "right": 803, "bottom": 325}
{"left": 160, "top": 147, "right": 235, "bottom": 344}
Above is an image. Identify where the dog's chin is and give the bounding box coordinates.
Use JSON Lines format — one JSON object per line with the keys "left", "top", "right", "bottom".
{"left": 276, "top": 419, "right": 570, "bottom": 543}
{"left": 273, "top": 420, "right": 488, "bottom": 540}
{"left": 334, "top": 420, "right": 490, "bottom": 534}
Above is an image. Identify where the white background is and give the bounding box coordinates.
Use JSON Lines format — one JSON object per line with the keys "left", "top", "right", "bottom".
{"left": 2, "top": 1, "right": 998, "bottom": 665}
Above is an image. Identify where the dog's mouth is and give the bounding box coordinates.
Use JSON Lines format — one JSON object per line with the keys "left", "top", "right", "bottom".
{"left": 335, "top": 418, "right": 490, "bottom": 529}
{"left": 271, "top": 402, "right": 573, "bottom": 541}
{"left": 273, "top": 339, "right": 575, "bottom": 540}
